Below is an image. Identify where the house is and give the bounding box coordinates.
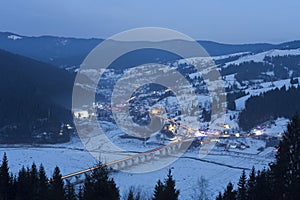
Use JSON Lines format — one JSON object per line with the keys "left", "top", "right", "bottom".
{"left": 73, "top": 110, "right": 89, "bottom": 119}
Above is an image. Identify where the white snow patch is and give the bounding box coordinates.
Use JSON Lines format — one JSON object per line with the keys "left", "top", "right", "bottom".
{"left": 212, "top": 52, "right": 250, "bottom": 60}
{"left": 8, "top": 35, "right": 22, "bottom": 40}
{"left": 224, "top": 48, "right": 300, "bottom": 67}
{"left": 263, "top": 118, "right": 289, "bottom": 137}
{"left": 235, "top": 95, "right": 251, "bottom": 111}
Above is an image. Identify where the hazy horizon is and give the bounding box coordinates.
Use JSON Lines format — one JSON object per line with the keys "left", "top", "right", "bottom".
{"left": 1, "top": 30, "right": 299, "bottom": 46}
{"left": 1, "top": 0, "right": 300, "bottom": 44}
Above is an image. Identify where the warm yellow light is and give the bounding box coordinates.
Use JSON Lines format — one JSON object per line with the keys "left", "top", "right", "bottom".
{"left": 223, "top": 124, "right": 230, "bottom": 129}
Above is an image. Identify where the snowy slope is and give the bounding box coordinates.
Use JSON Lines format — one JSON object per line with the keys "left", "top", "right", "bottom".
{"left": 224, "top": 48, "right": 300, "bottom": 67}
{"left": 234, "top": 77, "right": 299, "bottom": 111}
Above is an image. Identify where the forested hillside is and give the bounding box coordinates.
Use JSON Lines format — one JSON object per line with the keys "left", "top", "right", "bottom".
{"left": 239, "top": 86, "right": 300, "bottom": 130}
{"left": 0, "top": 50, "right": 74, "bottom": 143}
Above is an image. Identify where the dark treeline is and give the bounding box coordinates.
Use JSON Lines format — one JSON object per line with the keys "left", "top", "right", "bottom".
{"left": 239, "top": 86, "right": 300, "bottom": 130}
{"left": 0, "top": 155, "right": 121, "bottom": 200}
{"left": 221, "top": 54, "right": 300, "bottom": 83}
{"left": 264, "top": 55, "right": 300, "bottom": 78}
{"left": 222, "top": 61, "right": 273, "bottom": 83}
{"left": 217, "top": 115, "right": 300, "bottom": 200}
{"left": 0, "top": 155, "right": 180, "bottom": 200}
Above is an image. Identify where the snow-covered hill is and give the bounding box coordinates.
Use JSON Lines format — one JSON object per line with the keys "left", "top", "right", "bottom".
{"left": 1, "top": 34, "right": 299, "bottom": 199}
{"left": 223, "top": 48, "right": 300, "bottom": 68}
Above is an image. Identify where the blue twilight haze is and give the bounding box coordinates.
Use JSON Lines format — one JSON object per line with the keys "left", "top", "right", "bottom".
{"left": 0, "top": 0, "right": 299, "bottom": 43}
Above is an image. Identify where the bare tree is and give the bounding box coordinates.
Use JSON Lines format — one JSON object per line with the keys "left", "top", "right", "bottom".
{"left": 191, "top": 176, "right": 210, "bottom": 200}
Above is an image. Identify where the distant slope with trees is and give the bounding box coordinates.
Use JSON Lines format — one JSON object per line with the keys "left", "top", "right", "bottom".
{"left": 239, "top": 86, "right": 300, "bottom": 130}
{"left": 0, "top": 50, "right": 74, "bottom": 143}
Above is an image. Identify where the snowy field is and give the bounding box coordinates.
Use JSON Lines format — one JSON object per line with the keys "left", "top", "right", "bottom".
{"left": 0, "top": 133, "right": 276, "bottom": 199}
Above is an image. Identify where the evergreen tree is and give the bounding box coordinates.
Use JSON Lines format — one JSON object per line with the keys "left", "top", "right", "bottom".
{"left": 270, "top": 115, "right": 300, "bottom": 199}
{"left": 15, "top": 166, "right": 30, "bottom": 200}
{"left": 246, "top": 167, "right": 256, "bottom": 200}
{"left": 78, "top": 186, "right": 83, "bottom": 200}
{"left": 83, "top": 174, "right": 93, "bottom": 200}
{"left": 216, "top": 192, "right": 223, "bottom": 200}
{"left": 8, "top": 174, "right": 16, "bottom": 200}
{"left": 37, "top": 164, "right": 49, "bottom": 200}
{"left": 30, "top": 163, "right": 39, "bottom": 199}
{"left": 164, "top": 169, "right": 180, "bottom": 200}
{"left": 237, "top": 170, "right": 247, "bottom": 200}
{"left": 83, "top": 165, "right": 119, "bottom": 200}
{"left": 153, "top": 169, "right": 179, "bottom": 200}
{"left": 15, "top": 163, "right": 40, "bottom": 200}
{"left": 284, "top": 115, "right": 300, "bottom": 199}
{"left": 254, "top": 169, "right": 272, "bottom": 200}
{"left": 222, "top": 182, "right": 236, "bottom": 200}
{"left": 0, "top": 153, "right": 10, "bottom": 200}
{"left": 65, "top": 180, "right": 76, "bottom": 200}
{"left": 153, "top": 180, "right": 165, "bottom": 200}
{"left": 48, "top": 166, "right": 65, "bottom": 200}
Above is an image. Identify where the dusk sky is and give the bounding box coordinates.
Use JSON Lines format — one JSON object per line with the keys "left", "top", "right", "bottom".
{"left": 1, "top": 0, "right": 300, "bottom": 44}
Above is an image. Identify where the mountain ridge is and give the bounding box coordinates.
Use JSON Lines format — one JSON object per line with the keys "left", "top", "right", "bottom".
{"left": 1, "top": 31, "right": 300, "bottom": 69}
